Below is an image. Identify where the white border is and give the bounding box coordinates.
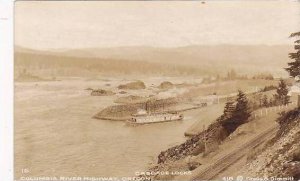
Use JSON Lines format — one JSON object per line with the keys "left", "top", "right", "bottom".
{"left": 0, "top": 0, "right": 14, "bottom": 180}
{"left": 0, "top": 1, "right": 298, "bottom": 181}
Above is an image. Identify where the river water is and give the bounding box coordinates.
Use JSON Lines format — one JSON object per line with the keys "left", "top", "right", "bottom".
{"left": 14, "top": 79, "right": 201, "bottom": 178}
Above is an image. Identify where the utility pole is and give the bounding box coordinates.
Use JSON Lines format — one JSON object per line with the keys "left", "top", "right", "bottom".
{"left": 298, "top": 95, "right": 300, "bottom": 109}
{"left": 203, "top": 125, "right": 207, "bottom": 153}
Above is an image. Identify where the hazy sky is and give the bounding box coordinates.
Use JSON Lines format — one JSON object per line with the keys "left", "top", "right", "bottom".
{"left": 15, "top": 1, "right": 300, "bottom": 49}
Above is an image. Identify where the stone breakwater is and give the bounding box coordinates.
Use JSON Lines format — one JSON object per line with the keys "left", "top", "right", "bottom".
{"left": 93, "top": 98, "right": 178, "bottom": 120}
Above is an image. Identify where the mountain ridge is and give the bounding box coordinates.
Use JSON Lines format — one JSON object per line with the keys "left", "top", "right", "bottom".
{"left": 15, "top": 45, "right": 294, "bottom": 77}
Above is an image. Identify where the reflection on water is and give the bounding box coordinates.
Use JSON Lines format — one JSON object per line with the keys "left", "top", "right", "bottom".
{"left": 14, "top": 80, "right": 197, "bottom": 178}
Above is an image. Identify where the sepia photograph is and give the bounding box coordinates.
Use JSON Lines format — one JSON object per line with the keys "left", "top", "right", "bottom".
{"left": 12, "top": 0, "right": 300, "bottom": 181}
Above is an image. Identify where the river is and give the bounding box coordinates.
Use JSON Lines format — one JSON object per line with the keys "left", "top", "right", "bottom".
{"left": 14, "top": 79, "right": 202, "bottom": 178}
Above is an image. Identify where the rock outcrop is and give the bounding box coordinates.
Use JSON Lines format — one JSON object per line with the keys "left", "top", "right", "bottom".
{"left": 159, "top": 81, "right": 174, "bottom": 89}
{"left": 91, "top": 89, "right": 115, "bottom": 96}
{"left": 118, "top": 81, "right": 146, "bottom": 90}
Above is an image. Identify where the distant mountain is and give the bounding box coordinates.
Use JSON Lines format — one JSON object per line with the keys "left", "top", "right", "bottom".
{"left": 15, "top": 45, "right": 293, "bottom": 77}
{"left": 14, "top": 49, "right": 208, "bottom": 77}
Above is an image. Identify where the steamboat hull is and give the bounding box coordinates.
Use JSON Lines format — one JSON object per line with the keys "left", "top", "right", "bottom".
{"left": 126, "top": 113, "right": 184, "bottom": 125}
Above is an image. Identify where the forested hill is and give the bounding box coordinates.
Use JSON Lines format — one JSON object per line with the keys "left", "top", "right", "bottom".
{"left": 15, "top": 45, "right": 293, "bottom": 77}
{"left": 14, "top": 51, "right": 209, "bottom": 77}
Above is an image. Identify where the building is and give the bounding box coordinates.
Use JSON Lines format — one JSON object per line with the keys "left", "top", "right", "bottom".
{"left": 288, "top": 82, "right": 300, "bottom": 96}
{"left": 288, "top": 80, "right": 300, "bottom": 108}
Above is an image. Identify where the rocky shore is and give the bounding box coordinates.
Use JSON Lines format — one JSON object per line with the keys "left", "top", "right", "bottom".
{"left": 156, "top": 121, "right": 228, "bottom": 164}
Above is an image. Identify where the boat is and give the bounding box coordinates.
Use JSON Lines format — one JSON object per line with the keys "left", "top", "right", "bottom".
{"left": 127, "top": 111, "right": 184, "bottom": 125}
{"left": 126, "top": 99, "right": 184, "bottom": 125}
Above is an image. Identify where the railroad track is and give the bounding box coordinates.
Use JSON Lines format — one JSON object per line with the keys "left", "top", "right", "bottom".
{"left": 192, "top": 125, "right": 278, "bottom": 181}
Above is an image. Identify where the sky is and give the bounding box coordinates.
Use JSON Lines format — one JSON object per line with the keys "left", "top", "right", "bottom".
{"left": 15, "top": 0, "right": 300, "bottom": 50}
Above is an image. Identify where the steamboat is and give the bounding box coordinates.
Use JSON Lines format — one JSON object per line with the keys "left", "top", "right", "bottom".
{"left": 126, "top": 101, "right": 184, "bottom": 125}
{"left": 127, "top": 112, "right": 183, "bottom": 125}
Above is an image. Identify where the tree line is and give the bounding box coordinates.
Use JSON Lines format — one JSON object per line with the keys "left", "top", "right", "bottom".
{"left": 218, "top": 31, "right": 300, "bottom": 134}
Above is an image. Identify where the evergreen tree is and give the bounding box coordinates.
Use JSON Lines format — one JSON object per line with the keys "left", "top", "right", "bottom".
{"left": 269, "top": 97, "right": 274, "bottom": 107}
{"left": 226, "top": 69, "right": 237, "bottom": 80}
{"left": 256, "top": 93, "right": 263, "bottom": 107}
{"left": 234, "top": 90, "right": 251, "bottom": 123}
{"left": 220, "top": 90, "right": 251, "bottom": 133}
{"left": 285, "top": 32, "right": 300, "bottom": 79}
{"left": 230, "top": 69, "right": 237, "bottom": 80}
{"left": 262, "top": 95, "right": 269, "bottom": 107}
{"left": 275, "top": 79, "right": 290, "bottom": 105}
{"left": 223, "top": 99, "right": 235, "bottom": 119}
